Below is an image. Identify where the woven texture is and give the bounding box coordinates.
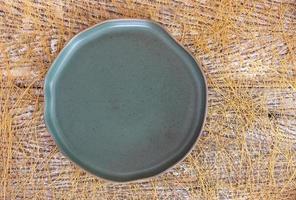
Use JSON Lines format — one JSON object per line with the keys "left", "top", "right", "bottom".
{"left": 0, "top": 0, "right": 295, "bottom": 199}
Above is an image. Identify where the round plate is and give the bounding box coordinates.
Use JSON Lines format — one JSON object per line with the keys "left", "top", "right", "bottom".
{"left": 44, "top": 19, "right": 207, "bottom": 182}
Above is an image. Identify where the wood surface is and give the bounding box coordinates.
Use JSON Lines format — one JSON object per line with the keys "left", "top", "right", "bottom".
{"left": 0, "top": 0, "right": 295, "bottom": 199}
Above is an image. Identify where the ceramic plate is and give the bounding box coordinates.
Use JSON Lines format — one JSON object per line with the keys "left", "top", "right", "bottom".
{"left": 44, "top": 19, "right": 207, "bottom": 182}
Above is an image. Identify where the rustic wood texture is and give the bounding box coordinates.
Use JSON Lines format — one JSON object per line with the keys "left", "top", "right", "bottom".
{"left": 0, "top": 0, "right": 295, "bottom": 199}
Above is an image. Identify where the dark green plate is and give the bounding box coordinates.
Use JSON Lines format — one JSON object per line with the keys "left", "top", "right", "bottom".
{"left": 44, "top": 19, "right": 207, "bottom": 182}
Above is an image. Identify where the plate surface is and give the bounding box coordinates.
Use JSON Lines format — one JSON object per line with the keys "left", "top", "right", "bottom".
{"left": 44, "top": 19, "right": 207, "bottom": 182}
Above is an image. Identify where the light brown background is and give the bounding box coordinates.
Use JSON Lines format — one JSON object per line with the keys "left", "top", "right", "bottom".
{"left": 0, "top": 0, "right": 295, "bottom": 199}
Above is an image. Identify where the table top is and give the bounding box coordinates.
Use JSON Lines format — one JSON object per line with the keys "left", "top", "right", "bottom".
{"left": 0, "top": 0, "right": 295, "bottom": 199}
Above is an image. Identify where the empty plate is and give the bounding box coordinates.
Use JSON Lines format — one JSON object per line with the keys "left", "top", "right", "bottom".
{"left": 44, "top": 19, "right": 207, "bottom": 182}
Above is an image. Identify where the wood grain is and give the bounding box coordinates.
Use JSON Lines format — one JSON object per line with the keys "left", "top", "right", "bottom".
{"left": 0, "top": 0, "right": 295, "bottom": 199}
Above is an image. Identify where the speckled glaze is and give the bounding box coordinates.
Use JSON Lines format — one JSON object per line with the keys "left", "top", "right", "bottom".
{"left": 44, "top": 19, "right": 207, "bottom": 182}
